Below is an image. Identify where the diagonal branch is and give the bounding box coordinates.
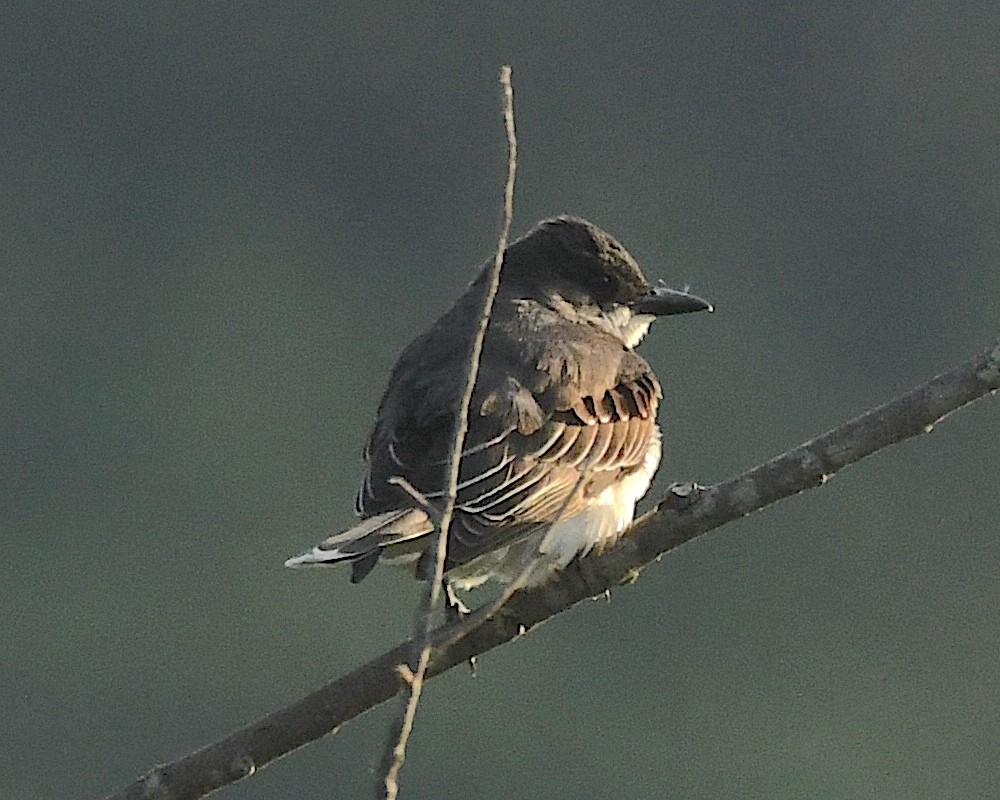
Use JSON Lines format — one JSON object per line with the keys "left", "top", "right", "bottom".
{"left": 104, "top": 339, "right": 1000, "bottom": 800}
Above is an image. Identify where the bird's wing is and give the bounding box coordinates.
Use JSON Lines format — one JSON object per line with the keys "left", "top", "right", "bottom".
{"left": 356, "top": 299, "right": 662, "bottom": 570}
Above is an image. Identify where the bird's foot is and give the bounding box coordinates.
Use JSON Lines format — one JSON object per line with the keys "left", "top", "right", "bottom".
{"left": 662, "top": 481, "right": 705, "bottom": 512}
{"left": 443, "top": 582, "right": 479, "bottom": 675}
{"left": 445, "top": 582, "right": 471, "bottom": 619}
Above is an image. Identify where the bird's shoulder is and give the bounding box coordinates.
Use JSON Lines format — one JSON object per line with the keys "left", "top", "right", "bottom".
{"left": 477, "top": 298, "right": 657, "bottom": 424}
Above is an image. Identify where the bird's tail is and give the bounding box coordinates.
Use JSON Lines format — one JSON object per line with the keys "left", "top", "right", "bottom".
{"left": 284, "top": 508, "right": 434, "bottom": 582}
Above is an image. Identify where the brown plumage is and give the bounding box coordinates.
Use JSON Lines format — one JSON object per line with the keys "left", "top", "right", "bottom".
{"left": 285, "top": 216, "right": 711, "bottom": 589}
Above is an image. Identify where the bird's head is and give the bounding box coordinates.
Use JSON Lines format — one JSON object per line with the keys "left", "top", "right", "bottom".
{"left": 502, "top": 215, "right": 713, "bottom": 347}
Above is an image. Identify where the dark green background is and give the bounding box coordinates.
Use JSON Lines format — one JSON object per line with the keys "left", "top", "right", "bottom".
{"left": 3, "top": 4, "right": 998, "bottom": 799}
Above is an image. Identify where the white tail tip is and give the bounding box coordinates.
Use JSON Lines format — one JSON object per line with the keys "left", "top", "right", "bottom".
{"left": 283, "top": 548, "right": 346, "bottom": 568}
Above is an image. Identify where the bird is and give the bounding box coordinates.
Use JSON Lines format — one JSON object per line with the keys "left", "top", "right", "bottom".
{"left": 285, "top": 216, "right": 711, "bottom": 592}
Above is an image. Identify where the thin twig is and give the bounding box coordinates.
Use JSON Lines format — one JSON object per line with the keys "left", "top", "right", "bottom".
{"left": 387, "top": 476, "right": 438, "bottom": 522}
{"left": 433, "top": 456, "right": 601, "bottom": 653}
{"left": 379, "top": 64, "right": 518, "bottom": 800}
{"left": 105, "top": 340, "right": 1000, "bottom": 800}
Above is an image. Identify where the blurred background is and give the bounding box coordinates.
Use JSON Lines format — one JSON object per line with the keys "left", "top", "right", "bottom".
{"left": 3, "top": 3, "right": 998, "bottom": 798}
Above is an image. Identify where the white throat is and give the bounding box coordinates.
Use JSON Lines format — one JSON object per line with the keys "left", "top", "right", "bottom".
{"left": 599, "top": 305, "right": 655, "bottom": 349}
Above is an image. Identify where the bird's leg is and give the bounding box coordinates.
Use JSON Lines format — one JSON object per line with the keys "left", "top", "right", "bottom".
{"left": 445, "top": 581, "right": 471, "bottom": 619}
{"left": 443, "top": 581, "right": 478, "bottom": 675}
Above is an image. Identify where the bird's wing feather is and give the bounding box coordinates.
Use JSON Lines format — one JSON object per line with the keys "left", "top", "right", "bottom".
{"left": 356, "top": 296, "right": 661, "bottom": 569}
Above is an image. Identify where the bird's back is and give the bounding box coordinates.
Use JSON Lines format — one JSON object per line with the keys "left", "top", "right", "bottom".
{"left": 357, "top": 277, "right": 663, "bottom": 574}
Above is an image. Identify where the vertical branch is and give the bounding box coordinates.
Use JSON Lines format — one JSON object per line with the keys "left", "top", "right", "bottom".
{"left": 379, "top": 65, "right": 517, "bottom": 800}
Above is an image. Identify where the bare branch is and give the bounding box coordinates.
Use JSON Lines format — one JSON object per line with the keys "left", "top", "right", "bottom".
{"left": 379, "top": 65, "right": 518, "bottom": 800}
{"left": 106, "top": 340, "right": 999, "bottom": 800}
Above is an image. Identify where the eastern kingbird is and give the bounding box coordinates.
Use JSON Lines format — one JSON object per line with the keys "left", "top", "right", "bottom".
{"left": 285, "top": 216, "right": 711, "bottom": 590}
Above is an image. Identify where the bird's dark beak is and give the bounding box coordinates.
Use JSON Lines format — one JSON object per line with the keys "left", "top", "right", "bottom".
{"left": 630, "top": 285, "right": 714, "bottom": 316}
